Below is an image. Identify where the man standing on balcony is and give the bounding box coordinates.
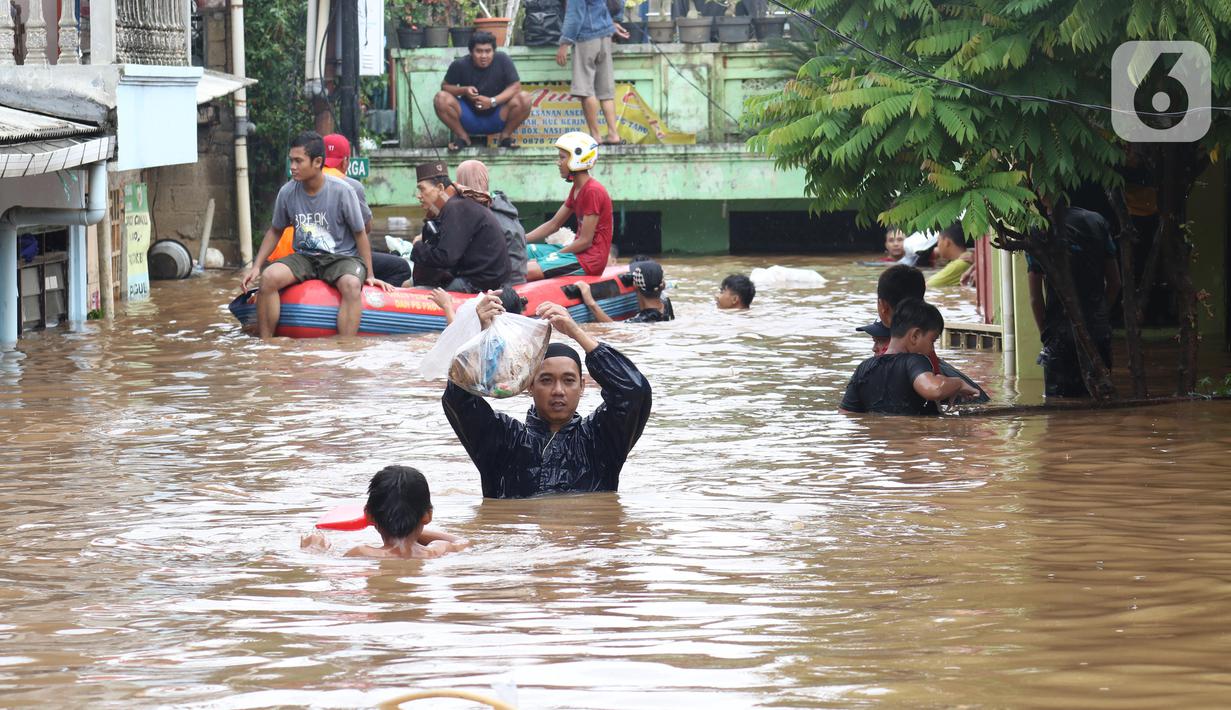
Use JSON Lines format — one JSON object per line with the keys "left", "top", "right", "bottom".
{"left": 557, "top": 0, "right": 630, "bottom": 145}
{"left": 435, "top": 32, "right": 534, "bottom": 151}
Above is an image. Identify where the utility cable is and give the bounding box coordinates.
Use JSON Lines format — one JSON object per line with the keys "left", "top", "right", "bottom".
{"left": 402, "top": 65, "right": 445, "bottom": 161}
{"left": 766, "top": 0, "right": 1231, "bottom": 119}
{"left": 642, "top": 29, "right": 746, "bottom": 130}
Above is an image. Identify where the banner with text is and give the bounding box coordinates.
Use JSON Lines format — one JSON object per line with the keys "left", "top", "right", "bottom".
{"left": 487, "top": 83, "right": 696, "bottom": 147}
{"left": 124, "top": 183, "right": 151, "bottom": 302}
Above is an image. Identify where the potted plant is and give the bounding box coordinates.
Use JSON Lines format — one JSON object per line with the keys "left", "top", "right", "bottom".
{"left": 675, "top": 2, "right": 712, "bottom": 44}
{"left": 420, "top": 0, "right": 450, "bottom": 47}
{"left": 448, "top": 0, "right": 478, "bottom": 47}
{"left": 748, "top": 0, "right": 784, "bottom": 40}
{"left": 646, "top": 0, "right": 674, "bottom": 43}
{"left": 397, "top": 1, "right": 426, "bottom": 48}
{"left": 472, "top": 0, "right": 515, "bottom": 46}
{"left": 714, "top": 0, "right": 751, "bottom": 42}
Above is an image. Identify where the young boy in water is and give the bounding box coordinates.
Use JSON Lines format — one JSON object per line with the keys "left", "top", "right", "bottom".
{"left": 301, "top": 465, "right": 469, "bottom": 559}
{"left": 840, "top": 299, "right": 979, "bottom": 415}
{"left": 575, "top": 259, "right": 674, "bottom": 323}
{"left": 716, "top": 273, "right": 755, "bottom": 310}
{"left": 855, "top": 320, "right": 891, "bottom": 356}
{"left": 881, "top": 227, "right": 907, "bottom": 262}
{"left": 429, "top": 287, "right": 525, "bottom": 325}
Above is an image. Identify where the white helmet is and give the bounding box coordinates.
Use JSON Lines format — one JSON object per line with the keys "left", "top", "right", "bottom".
{"left": 555, "top": 131, "right": 599, "bottom": 173}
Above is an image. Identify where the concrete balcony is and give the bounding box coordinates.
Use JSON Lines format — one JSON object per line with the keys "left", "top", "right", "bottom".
{"left": 373, "top": 43, "right": 885, "bottom": 253}
{"left": 390, "top": 42, "right": 793, "bottom": 146}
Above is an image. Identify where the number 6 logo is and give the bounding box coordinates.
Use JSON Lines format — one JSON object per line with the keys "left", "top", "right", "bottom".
{"left": 1112, "top": 41, "right": 1212, "bottom": 143}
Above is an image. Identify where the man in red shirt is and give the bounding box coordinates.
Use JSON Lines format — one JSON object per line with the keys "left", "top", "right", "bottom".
{"left": 524, "top": 132, "right": 613, "bottom": 280}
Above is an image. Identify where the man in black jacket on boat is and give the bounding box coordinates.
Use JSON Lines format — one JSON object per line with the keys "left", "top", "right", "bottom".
{"left": 442, "top": 295, "right": 652, "bottom": 498}
{"left": 411, "top": 161, "right": 510, "bottom": 293}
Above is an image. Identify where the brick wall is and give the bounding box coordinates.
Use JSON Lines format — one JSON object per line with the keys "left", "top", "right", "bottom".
{"left": 148, "top": 9, "right": 240, "bottom": 265}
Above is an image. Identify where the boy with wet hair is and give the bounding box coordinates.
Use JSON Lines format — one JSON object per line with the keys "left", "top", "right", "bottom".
{"left": 301, "top": 465, "right": 469, "bottom": 559}
{"left": 876, "top": 264, "right": 926, "bottom": 327}
{"left": 716, "top": 273, "right": 755, "bottom": 310}
{"left": 840, "top": 299, "right": 980, "bottom": 415}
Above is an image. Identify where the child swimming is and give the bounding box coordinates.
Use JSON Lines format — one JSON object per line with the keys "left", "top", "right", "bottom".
{"left": 301, "top": 465, "right": 470, "bottom": 559}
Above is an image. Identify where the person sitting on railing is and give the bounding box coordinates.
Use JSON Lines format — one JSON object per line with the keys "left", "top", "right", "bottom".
{"left": 434, "top": 31, "right": 534, "bottom": 151}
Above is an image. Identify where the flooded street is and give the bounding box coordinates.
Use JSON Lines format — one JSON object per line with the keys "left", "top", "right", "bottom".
{"left": 2, "top": 256, "right": 1230, "bottom": 708}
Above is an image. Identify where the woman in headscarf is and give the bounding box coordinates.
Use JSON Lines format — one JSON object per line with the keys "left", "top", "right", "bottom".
{"left": 456, "top": 160, "right": 528, "bottom": 285}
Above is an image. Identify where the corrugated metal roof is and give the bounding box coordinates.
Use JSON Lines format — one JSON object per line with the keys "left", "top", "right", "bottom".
{"left": 197, "top": 69, "right": 256, "bottom": 105}
{"left": 0, "top": 105, "right": 100, "bottom": 143}
{"left": 0, "top": 136, "right": 115, "bottom": 178}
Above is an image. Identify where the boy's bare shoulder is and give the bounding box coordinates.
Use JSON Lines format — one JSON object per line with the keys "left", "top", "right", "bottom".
{"left": 344, "top": 544, "right": 395, "bottom": 559}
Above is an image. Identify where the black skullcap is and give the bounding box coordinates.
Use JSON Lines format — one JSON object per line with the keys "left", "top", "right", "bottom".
{"left": 544, "top": 342, "right": 582, "bottom": 372}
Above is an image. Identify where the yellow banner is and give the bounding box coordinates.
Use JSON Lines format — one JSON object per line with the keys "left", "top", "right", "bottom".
{"left": 487, "top": 83, "right": 695, "bottom": 147}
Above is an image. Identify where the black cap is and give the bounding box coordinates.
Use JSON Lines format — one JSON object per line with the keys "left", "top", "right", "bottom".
{"left": 630, "top": 260, "right": 664, "bottom": 296}
{"left": 855, "top": 320, "right": 891, "bottom": 338}
{"left": 544, "top": 342, "right": 582, "bottom": 372}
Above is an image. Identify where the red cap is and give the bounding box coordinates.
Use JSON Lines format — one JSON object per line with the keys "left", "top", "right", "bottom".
{"left": 323, "top": 133, "right": 351, "bottom": 170}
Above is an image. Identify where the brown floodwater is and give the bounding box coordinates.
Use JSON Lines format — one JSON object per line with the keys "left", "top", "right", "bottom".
{"left": 2, "top": 255, "right": 1230, "bottom": 708}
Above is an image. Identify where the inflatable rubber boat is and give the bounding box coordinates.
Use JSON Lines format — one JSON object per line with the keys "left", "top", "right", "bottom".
{"left": 228, "top": 265, "right": 639, "bottom": 337}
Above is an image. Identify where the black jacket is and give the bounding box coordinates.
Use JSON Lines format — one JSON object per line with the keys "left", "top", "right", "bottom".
{"left": 411, "top": 196, "right": 510, "bottom": 291}
{"left": 442, "top": 343, "right": 652, "bottom": 498}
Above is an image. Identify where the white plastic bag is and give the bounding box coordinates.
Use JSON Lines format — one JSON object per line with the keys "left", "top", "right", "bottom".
{"left": 448, "top": 313, "right": 552, "bottom": 398}
{"left": 749, "top": 265, "right": 828, "bottom": 289}
{"left": 545, "top": 226, "right": 575, "bottom": 247}
{"left": 420, "top": 298, "right": 482, "bottom": 379}
{"left": 384, "top": 235, "right": 416, "bottom": 260}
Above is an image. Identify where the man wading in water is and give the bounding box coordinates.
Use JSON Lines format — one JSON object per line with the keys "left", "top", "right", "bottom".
{"left": 442, "top": 294, "right": 652, "bottom": 498}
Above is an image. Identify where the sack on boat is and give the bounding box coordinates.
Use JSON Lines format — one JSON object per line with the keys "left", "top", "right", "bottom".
{"left": 448, "top": 313, "right": 552, "bottom": 398}
{"left": 749, "top": 265, "right": 827, "bottom": 289}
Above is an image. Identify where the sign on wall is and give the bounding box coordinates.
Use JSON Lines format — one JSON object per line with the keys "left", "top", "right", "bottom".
{"left": 359, "top": 0, "right": 385, "bottom": 76}
{"left": 486, "top": 83, "right": 696, "bottom": 147}
{"left": 124, "top": 183, "right": 151, "bottom": 302}
{"left": 285, "top": 157, "right": 369, "bottom": 180}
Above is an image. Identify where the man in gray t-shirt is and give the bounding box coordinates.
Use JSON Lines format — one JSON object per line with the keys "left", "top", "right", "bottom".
{"left": 321, "top": 132, "right": 411, "bottom": 287}
{"left": 271, "top": 174, "right": 363, "bottom": 256}
{"left": 242, "top": 131, "right": 394, "bottom": 338}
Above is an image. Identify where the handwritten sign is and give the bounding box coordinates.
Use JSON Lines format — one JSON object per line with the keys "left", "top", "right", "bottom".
{"left": 124, "top": 183, "right": 151, "bottom": 302}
